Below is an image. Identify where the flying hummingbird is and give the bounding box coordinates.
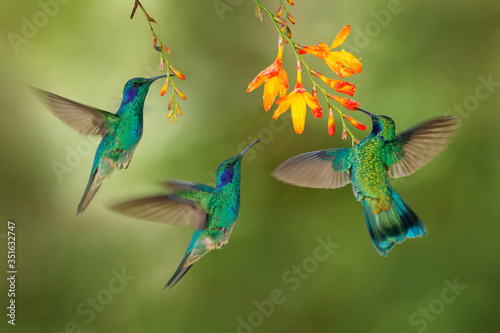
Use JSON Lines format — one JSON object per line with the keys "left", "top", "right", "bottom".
{"left": 33, "top": 74, "right": 171, "bottom": 214}
{"left": 111, "top": 139, "right": 262, "bottom": 289}
{"left": 273, "top": 109, "right": 460, "bottom": 256}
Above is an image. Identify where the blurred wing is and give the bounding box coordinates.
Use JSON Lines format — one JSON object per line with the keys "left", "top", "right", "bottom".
{"left": 387, "top": 116, "right": 461, "bottom": 178}
{"left": 161, "top": 180, "right": 215, "bottom": 193}
{"left": 272, "top": 148, "right": 352, "bottom": 189}
{"left": 32, "top": 87, "right": 119, "bottom": 136}
{"left": 111, "top": 194, "right": 208, "bottom": 230}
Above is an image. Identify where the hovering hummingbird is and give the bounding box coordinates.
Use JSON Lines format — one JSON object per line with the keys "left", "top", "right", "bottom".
{"left": 111, "top": 139, "right": 262, "bottom": 289}
{"left": 33, "top": 74, "right": 172, "bottom": 214}
{"left": 273, "top": 109, "right": 460, "bottom": 256}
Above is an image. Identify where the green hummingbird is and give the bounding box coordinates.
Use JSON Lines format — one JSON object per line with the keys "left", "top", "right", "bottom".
{"left": 111, "top": 139, "right": 262, "bottom": 289}
{"left": 273, "top": 109, "right": 460, "bottom": 256}
{"left": 33, "top": 74, "right": 171, "bottom": 214}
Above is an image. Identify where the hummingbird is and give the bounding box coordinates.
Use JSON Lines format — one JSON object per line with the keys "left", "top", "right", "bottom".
{"left": 111, "top": 139, "right": 262, "bottom": 289}
{"left": 33, "top": 74, "right": 172, "bottom": 214}
{"left": 273, "top": 109, "right": 460, "bottom": 256}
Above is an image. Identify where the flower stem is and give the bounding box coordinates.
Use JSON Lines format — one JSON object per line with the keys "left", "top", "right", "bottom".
{"left": 131, "top": 0, "right": 185, "bottom": 122}
{"left": 253, "top": 0, "right": 361, "bottom": 142}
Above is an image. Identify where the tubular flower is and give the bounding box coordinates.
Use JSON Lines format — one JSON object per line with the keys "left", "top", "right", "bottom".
{"left": 328, "top": 107, "right": 335, "bottom": 136}
{"left": 247, "top": 38, "right": 289, "bottom": 111}
{"left": 298, "top": 25, "right": 362, "bottom": 79}
{"left": 328, "top": 94, "right": 360, "bottom": 111}
{"left": 311, "top": 69, "right": 356, "bottom": 96}
{"left": 342, "top": 113, "right": 367, "bottom": 131}
{"left": 272, "top": 62, "right": 322, "bottom": 134}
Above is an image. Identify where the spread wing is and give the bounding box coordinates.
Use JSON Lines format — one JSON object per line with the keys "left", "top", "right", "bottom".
{"left": 160, "top": 180, "right": 216, "bottom": 194}
{"left": 386, "top": 116, "right": 461, "bottom": 178}
{"left": 272, "top": 148, "right": 352, "bottom": 189}
{"left": 32, "top": 87, "right": 119, "bottom": 136}
{"left": 111, "top": 194, "right": 208, "bottom": 230}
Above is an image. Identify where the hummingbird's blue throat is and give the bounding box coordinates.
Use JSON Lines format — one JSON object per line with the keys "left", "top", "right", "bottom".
{"left": 123, "top": 88, "right": 139, "bottom": 105}
{"left": 372, "top": 119, "right": 381, "bottom": 135}
{"left": 218, "top": 168, "right": 235, "bottom": 188}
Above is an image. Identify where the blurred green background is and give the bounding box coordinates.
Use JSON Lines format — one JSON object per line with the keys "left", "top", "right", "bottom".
{"left": 1, "top": 0, "right": 499, "bottom": 332}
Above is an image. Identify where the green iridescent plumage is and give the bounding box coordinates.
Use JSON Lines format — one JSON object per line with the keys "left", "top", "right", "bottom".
{"left": 274, "top": 109, "right": 460, "bottom": 255}
{"left": 33, "top": 74, "right": 170, "bottom": 214}
{"left": 112, "top": 139, "right": 261, "bottom": 289}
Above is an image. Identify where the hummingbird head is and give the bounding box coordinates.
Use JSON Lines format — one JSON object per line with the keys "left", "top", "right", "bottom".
{"left": 216, "top": 139, "right": 262, "bottom": 188}
{"left": 355, "top": 107, "right": 396, "bottom": 141}
{"left": 122, "top": 74, "right": 171, "bottom": 105}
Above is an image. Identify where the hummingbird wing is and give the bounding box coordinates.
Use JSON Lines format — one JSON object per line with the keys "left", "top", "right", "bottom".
{"left": 273, "top": 148, "right": 352, "bottom": 189}
{"left": 111, "top": 194, "right": 209, "bottom": 230}
{"left": 32, "top": 87, "right": 119, "bottom": 136}
{"left": 160, "top": 180, "right": 215, "bottom": 193}
{"left": 385, "top": 116, "right": 461, "bottom": 178}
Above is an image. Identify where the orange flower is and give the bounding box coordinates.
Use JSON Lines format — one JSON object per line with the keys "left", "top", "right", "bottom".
{"left": 247, "top": 37, "right": 289, "bottom": 111}
{"left": 342, "top": 113, "right": 367, "bottom": 131}
{"left": 272, "top": 62, "right": 322, "bottom": 134}
{"left": 299, "top": 25, "right": 362, "bottom": 79}
{"left": 311, "top": 69, "right": 356, "bottom": 96}
{"left": 328, "top": 107, "right": 335, "bottom": 136}
{"left": 328, "top": 94, "right": 359, "bottom": 111}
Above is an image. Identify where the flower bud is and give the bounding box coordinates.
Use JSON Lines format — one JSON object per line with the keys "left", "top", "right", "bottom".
{"left": 169, "top": 65, "right": 186, "bottom": 80}
{"left": 174, "top": 86, "right": 186, "bottom": 100}
{"left": 328, "top": 107, "right": 335, "bottom": 136}
{"left": 160, "top": 79, "right": 170, "bottom": 96}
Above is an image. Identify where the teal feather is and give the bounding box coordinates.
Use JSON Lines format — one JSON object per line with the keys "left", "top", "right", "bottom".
{"left": 112, "top": 139, "right": 262, "bottom": 289}
{"left": 274, "top": 109, "right": 460, "bottom": 255}
{"left": 361, "top": 188, "right": 426, "bottom": 256}
{"left": 33, "top": 74, "right": 170, "bottom": 214}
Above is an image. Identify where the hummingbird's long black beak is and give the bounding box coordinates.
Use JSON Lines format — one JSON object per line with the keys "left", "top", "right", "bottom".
{"left": 238, "top": 138, "right": 262, "bottom": 158}
{"left": 355, "top": 107, "right": 375, "bottom": 118}
{"left": 148, "top": 73, "right": 175, "bottom": 82}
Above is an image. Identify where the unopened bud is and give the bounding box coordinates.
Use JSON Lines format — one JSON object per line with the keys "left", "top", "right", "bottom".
{"left": 174, "top": 86, "right": 186, "bottom": 100}
{"left": 160, "top": 79, "right": 170, "bottom": 96}
{"left": 161, "top": 43, "right": 172, "bottom": 54}
{"left": 169, "top": 65, "right": 186, "bottom": 80}
{"left": 276, "top": 4, "right": 283, "bottom": 17}
{"left": 256, "top": 5, "right": 263, "bottom": 21}
{"left": 168, "top": 97, "right": 174, "bottom": 111}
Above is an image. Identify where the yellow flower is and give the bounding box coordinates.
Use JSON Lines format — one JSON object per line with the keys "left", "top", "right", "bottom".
{"left": 272, "top": 62, "right": 322, "bottom": 134}
{"left": 262, "top": 69, "right": 288, "bottom": 111}
{"left": 299, "top": 25, "right": 362, "bottom": 79}
{"left": 247, "top": 37, "right": 289, "bottom": 111}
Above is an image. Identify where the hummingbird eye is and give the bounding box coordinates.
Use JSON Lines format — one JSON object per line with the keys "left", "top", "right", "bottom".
{"left": 225, "top": 162, "right": 233, "bottom": 169}
{"left": 131, "top": 82, "right": 140, "bottom": 88}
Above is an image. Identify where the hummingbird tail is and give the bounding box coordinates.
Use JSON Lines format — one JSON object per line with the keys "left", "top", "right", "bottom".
{"left": 361, "top": 188, "right": 427, "bottom": 256}
{"left": 164, "top": 253, "right": 193, "bottom": 290}
{"left": 77, "top": 168, "right": 103, "bottom": 215}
